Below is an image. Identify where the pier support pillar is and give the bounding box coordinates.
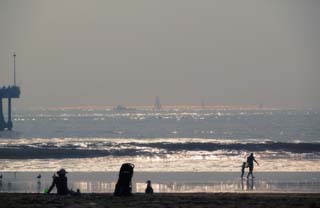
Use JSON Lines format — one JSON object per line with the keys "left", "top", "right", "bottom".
{"left": 0, "top": 98, "right": 5, "bottom": 131}
{"left": 0, "top": 86, "right": 20, "bottom": 131}
{"left": 7, "top": 97, "right": 12, "bottom": 130}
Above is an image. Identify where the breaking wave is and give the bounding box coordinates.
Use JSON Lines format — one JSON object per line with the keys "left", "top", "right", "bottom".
{"left": 0, "top": 138, "right": 319, "bottom": 159}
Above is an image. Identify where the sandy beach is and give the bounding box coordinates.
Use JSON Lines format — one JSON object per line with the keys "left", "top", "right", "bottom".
{"left": 0, "top": 193, "right": 319, "bottom": 208}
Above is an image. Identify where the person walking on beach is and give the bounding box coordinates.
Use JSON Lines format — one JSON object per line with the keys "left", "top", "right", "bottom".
{"left": 47, "top": 169, "right": 69, "bottom": 195}
{"left": 246, "top": 153, "right": 259, "bottom": 179}
{"left": 241, "top": 162, "right": 247, "bottom": 178}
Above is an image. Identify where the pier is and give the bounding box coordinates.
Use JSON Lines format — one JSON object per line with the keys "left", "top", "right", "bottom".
{"left": 0, "top": 53, "right": 21, "bottom": 131}
{"left": 0, "top": 86, "right": 20, "bottom": 130}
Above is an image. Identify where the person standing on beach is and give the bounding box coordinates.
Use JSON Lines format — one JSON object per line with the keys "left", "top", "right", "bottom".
{"left": 241, "top": 162, "right": 247, "bottom": 178}
{"left": 246, "top": 153, "right": 259, "bottom": 178}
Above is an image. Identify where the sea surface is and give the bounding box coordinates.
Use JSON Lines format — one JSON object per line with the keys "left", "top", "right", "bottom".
{"left": 0, "top": 107, "right": 319, "bottom": 173}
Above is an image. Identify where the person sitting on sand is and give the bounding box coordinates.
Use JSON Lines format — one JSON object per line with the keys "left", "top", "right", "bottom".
{"left": 114, "top": 163, "right": 135, "bottom": 196}
{"left": 241, "top": 162, "right": 247, "bottom": 178}
{"left": 246, "top": 153, "right": 259, "bottom": 179}
{"left": 47, "top": 169, "right": 69, "bottom": 195}
{"left": 145, "top": 180, "right": 154, "bottom": 194}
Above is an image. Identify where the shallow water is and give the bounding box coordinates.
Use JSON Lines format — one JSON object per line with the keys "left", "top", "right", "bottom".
{"left": 0, "top": 172, "right": 319, "bottom": 193}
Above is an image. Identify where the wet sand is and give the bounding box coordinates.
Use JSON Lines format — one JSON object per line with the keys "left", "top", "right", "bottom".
{"left": 1, "top": 172, "right": 320, "bottom": 193}
{"left": 0, "top": 193, "right": 319, "bottom": 208}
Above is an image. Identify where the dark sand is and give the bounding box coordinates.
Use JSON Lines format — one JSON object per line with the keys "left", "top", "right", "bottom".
{"left": 0, "top": 193, "right": 319, "bottom": 208}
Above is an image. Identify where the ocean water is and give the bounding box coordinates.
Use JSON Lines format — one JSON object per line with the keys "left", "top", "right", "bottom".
{"left": 0, "top": 107, "right": 319, "bottom": 172}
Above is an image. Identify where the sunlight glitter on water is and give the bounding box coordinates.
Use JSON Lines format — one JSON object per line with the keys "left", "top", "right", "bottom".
{"left": 1, "top": 109, "right": 319, "bottom": 173}
{"left": 1, "top": 154, "right": 320, "bottom": 172}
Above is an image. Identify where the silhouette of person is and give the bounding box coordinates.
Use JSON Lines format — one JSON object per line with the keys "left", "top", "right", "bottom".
{"left": 246, "top": 153, "right": 259, "bottom": 178}
{"left": 145, "top": 180, "right": 153, "bottom": 194}
{"left": 114, "top": 163, "right": 135, "bottom": 196}
{"left": 241, "top": 162, "right": 246, "bottom": 178}
{"left": 47, "top": 169, "right": 69, "bottom": 195}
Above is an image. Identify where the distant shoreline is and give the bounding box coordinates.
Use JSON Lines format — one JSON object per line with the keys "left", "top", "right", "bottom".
{"left": 0, "top": 193, "right": 319, "bottom": 208}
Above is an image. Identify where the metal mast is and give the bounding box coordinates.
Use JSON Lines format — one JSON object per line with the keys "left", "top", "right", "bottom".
{"left": 13, "top": 52, "right": 16, "bottom": 86}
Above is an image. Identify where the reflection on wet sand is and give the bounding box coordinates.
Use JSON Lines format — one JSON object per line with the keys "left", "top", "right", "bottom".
{"left": 0, "top": 172, "right": 319, "bottom": 193}
{"left": 1, "top": 180, "right": 319, "bottom": 193}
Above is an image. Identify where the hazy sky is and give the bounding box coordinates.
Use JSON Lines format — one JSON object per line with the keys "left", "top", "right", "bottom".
{"left": 0, "top": 0, "right": 319, "bottom": 108}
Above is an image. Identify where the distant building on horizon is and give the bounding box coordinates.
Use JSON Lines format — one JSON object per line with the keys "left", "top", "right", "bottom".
{"left": 154, "top": 96, "right": 161, "bottom": 110}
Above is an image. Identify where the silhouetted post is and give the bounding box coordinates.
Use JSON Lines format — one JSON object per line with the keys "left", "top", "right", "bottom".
{"left": 10, "top": 53, "right": 16, "bottom": 130}
{"left": 13, "top": 52, "right": 16, "bottom": 86}
{"left": 0, "top": 98, "right": 5, "bottom": 131}
{"left": 7, "top": 97, "right": 12, "bottom": 130}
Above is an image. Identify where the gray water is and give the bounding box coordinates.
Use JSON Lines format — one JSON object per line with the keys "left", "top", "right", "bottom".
{"left": 0, "top": 108, "right": 319, "bottom": 172}
{"left": 0, "top": 172, "right": 319, "bottom": 193}
{"left": 3, "top": 108, "right": 320, "bottom": 141}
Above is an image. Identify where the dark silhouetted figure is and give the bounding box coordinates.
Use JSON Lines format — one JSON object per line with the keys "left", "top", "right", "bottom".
{"left": 0, "top": 173, "right": 2, "bottom": 188}
{"left": 241, "top": 162, "right": 246, "bottom": 178}
{"left": 36, "top": 174, "right": 42, "bottom": 193}
{"left": 246, "top": 153, "right": 259, "bottom": 179}
{"left": 114, "top": 163, "right": 135, "bottom": 196}
{"left": 145, "top": 180, "right": 153, "bottom": 194}
{"left": 48, "top": 169, "right": 69, "bottom": 195}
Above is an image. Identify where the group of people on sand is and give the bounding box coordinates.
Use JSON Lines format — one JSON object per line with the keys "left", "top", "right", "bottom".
{"left": 41, "top": 154, "right": 258, "bottom": 196}
{"left": 241, "top": 153, "right": 259, "bottom": 179}
{"left": 46, "top": 163, "right": 153, "bottom": 196}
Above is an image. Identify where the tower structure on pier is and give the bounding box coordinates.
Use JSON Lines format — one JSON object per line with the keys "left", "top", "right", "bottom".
{"left": 0, "top": 53, "right": 21, "bottom": 131}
